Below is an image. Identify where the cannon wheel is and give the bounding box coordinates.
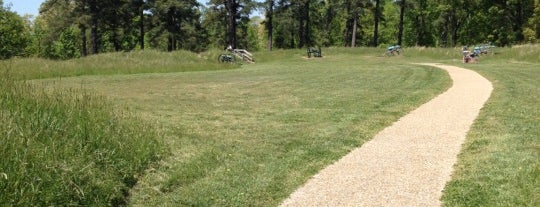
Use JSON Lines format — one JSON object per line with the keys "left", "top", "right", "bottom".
{"left": 218, "top": 54, "right": 226, "bottom": 62}
{"left": 218, "top": 54, "right": 235, "bottom": 63}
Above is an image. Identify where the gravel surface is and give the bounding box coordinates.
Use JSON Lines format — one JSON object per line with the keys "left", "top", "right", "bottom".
{"left": 280, "top": 64, "right": 493, "bottom": 207}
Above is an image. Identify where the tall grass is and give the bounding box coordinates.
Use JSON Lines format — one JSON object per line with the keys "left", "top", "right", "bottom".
{"left": 6, "top": 49, "right": 239, "bottom": 80}
{"left": 0, "top": 68, "right": 163, "bottom": 206}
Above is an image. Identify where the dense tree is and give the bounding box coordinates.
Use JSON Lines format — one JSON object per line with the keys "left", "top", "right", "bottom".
{"left": 226, "top": 0, "right": 239, "bottom": 48}
{"left": 316, "top": 0, "right": 342, "bottom": 46}
{"left": 2, "top": 0, "right": 538, "bottom": 60}
{"left": 296, "top": 0, "right": 313, "bottom": 47}
{"left": 406, "top": 0, "right": 435, "bottom": 46}
{"left": 372, "top": 0, "right": 383, "bottom": 46}
{"left": 264, "top": 0, "right": 275, "bottom": 50}
{"left": 201, "top": 3, "right": 228, "bottom": 49}
{"left": 134, "top": 0, "right": 148, "bottom": 50}
{"left": 523, "top": 0, "right": 540, "bottom": 42}
{"left": 36, "top": 0, "right": 75, "bottom": 58}
{"left": 205, "top": 0, "right": 257, "bottom": 49}
{"left": 346, "top": 0, "right": 360, "bottom": 47}
{"left": 151, "top": 0, "right": 199, "bottom": 51}
{"left": 397, "top": 0, "right": 405, "bottom": 46}
{"left": 432, "top": 0, "right": 465, "bottom": 47}
{"left": 272, "top": 0, "right": 295, "bottom": 48}
{"left": 342, "top": 0, "right": 370, "bottom": 47}
{"left": 0, "top": 1, "right": 29, "bottom": 59}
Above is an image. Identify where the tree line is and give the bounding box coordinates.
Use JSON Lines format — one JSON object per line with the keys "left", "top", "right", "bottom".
{"left": 1, "top": 0, "right": 539, "bottom": 60}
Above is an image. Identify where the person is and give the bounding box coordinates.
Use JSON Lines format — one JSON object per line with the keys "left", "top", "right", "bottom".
{"left": 462, "top": 46, "right": 471, "bottom": 63}
{"left": 462, "top": 46, "right": 478, "bottom": 63}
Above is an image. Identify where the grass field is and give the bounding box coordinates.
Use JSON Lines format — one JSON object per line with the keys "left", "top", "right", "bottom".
{"left": 0, "top": 70, "right": 163, "bottom": 206}
{"left": 439, "top": 46, "right": 540, "bottom": 207}
{"left": 2, "top": 45, "right": 538, "bottom": 206}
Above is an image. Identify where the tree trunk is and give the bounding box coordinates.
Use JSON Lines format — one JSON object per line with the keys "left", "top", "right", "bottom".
{"left": 298, "top": 14, "right": 305, "bottom": 47}
{"left": 351, "top": 11, "right": 358, "bottom": 47}
{"left": 91, "top": 20, "right": 98, "bottom": 54}
{"left": 415, "top": 15, "right": 426, "bottom": 46}
{"left": 298, "top": 20, "right": 304, "bottom": 47}
{"left": 398, "top": 0, "right": 405, "bottom": 46}
{"left": 344, "top": 22, "right": 350, "bottom": 47}
{"left": 173, "top": 34, "right": 177, "bottom": 51}
{"left": 90, "top": 0, "right": 99, "bottom": 54}
{"left": 304, "top": 1, "right": 311, "bottom": 47}
{"left": 113, "top": 27, "right": 121, "bottom": 52}
{"left": 297, "top": 1, "right": 310, "bottom": 48}
{"left": 80, "top": 25, "right": 87, "bottom": 57}
{"left": 267, "top": 0, "right": 273, "bottom": 51}
{"left": 289, "top": 30, "right": 295, "bottom": 48}
{"left": 167, "top": 33, "right": 173, "bottom": 52}
{"left": 343, "top": 0, "right": 352, "bottom": 47}
{"left": 140, "top": 4, "right": 144, "bottom": 50}
{"left": 226, "top": 0, "right": 238, "bottom": 49}
{"left": 166, "top": 7, "right": 177, "bottom": 52}
{"left": 373, "top": 0, "right": 380, "bottom": 47}
{"left": 441, "top": 15, "right": 449, "bottom": 47}
{"left": 450, "top": 10, "right": 460, "bottom": 47}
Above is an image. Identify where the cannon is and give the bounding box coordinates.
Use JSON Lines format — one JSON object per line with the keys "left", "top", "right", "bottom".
{"left": 307, "top": 47, "right": 322, "bottom": 58}
{"left": 384, "top": 45, "right": 402, "bottom": 57}
{"left": 218, "top": 48, "right": 254, "bottom": 64}
{"left": 218, "top": 53, "right": 236, "bottom": 63}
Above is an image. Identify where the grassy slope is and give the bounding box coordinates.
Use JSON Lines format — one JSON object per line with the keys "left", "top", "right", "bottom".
{"left": 0, "top": 73, "right": 162, "bottom": 206}
{"left": 6, "top": 46, "right": 538, "bottom": 206}
{"left": 0, "top": 50, "right": 229, "bottom": 206}
{"left": 34, "top": 48, "right": 452, "bottom": 206}
{"left": 6, "top": 49, "right": 239, "bottom": 80}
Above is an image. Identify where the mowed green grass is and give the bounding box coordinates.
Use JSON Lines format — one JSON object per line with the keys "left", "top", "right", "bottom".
{"left": 439, "top": 46, "right": 540, "bottom": 207}
{"left": 22, "top": 45, "right": 539, "bottom": 206}
{"left": 400, "top": 45, "right": 539, "bottom": 206}
{"left": 35, "top": 48, "right": 452, "bottom": 206}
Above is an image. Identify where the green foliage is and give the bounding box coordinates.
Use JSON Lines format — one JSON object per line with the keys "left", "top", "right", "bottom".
{"left": 0, "top": 70, "right": 163, "bottom": 206}
{"left": 2, "top": 0, "right": 538, "bottom": 57}
{"left": 0, "top": 5, "right": 29, "bottom": 59}
{"left": 523, "top": 0, "right": 540, "bottom": 43}
{"left": 204, "top": 0, "right": 259, "bottom": 49}
{"left": 239, "top": 17, "right": 262, "bottom": 51}
{"left": 148, "top": 0, "right": 206, "bottom": 52}
{"left": 48, "top": 27, "right": 81, "bottom": 60}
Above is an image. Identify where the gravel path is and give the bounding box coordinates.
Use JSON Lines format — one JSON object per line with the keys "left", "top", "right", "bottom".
{"left": 280, "top": 64, "right": 493, "bottom": 207}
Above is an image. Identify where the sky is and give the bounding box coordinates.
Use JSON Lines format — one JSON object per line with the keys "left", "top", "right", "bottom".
{"left": 5, "top": 0, "right": 44, "bottom": 16}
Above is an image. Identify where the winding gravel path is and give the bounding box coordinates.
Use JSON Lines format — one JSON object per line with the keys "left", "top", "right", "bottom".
{"left": 280, "top": 64, "right": 493, "bottom": 207}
